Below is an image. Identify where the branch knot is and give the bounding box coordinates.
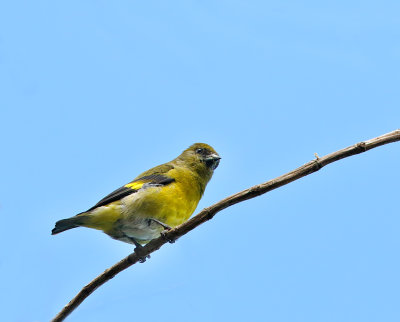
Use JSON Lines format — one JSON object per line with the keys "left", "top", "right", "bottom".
{"left": 312, "top": 158, "right": 323, "bottom": 170}
{"left": 356, "top": 142, "right": 367, "bottom": 152}
{"left": 203, "top": 207, "right": 214, "bottom": 220}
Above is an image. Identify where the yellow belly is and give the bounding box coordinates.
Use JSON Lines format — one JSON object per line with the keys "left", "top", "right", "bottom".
{"left": 123, "top": 180, "right": 200, "bottom": 227}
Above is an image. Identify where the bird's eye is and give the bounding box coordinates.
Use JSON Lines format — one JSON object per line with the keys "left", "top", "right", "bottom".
{"left": 196, "top": 148, "right": 204, "bottom": 154}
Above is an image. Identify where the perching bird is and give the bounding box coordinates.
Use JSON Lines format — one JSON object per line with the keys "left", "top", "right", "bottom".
{"left": 52, "top": 143, "right": 220, "bottom": 249}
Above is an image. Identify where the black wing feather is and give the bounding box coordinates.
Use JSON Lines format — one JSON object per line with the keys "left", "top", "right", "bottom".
{"left": 87, "top": 174, "right": 175, "bottom": 211}
{"left": 87, "top": 186, "right": 137, "bottom": 211}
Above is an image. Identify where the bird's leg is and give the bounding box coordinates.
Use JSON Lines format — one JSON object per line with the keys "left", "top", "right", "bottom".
{"left": 149, "top": 218, "right": 176, "bottom": 244}
{"left": 149, "top": 218, "right": 172, "bottom": 230}
{"left": 127, "top": 236, "right": 150, "bottom": 263}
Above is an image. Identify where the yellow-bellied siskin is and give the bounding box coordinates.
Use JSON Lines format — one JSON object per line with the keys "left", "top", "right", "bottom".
{"left": 52, "top": 143, "right": 220, "bottom": 248}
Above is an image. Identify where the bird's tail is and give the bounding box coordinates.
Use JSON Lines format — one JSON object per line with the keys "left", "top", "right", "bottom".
{"left": 51, "top": 216, "right": 85, "bottom": 235}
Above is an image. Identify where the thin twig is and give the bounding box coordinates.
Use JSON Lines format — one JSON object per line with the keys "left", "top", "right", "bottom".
{"left": 52, "top": 129, "right": 400, "bottom": 322}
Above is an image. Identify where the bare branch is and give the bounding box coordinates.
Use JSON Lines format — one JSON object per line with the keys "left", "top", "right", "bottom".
{"left": 52, "top": 129, "right": 400, "bottom": 322}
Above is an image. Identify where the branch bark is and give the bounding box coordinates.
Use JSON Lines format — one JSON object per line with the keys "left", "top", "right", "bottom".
{"left": 52, "top": 129, "right": 400, "bottom": 322}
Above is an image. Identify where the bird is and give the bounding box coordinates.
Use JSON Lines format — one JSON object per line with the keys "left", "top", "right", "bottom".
{"left": 52, "top": 143, "right": 221, "bottom": 254}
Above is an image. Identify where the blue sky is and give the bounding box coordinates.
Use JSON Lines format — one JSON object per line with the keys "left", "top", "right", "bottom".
{"left": 1, "top": 1, "right": 399, "bottom": 321}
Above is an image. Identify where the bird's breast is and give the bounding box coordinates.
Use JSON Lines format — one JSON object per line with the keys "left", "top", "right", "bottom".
{"left": 115, "top": 176, "right": 201, "bottom": 242}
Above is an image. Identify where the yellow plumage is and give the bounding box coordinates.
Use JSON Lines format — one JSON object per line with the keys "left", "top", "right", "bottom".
{"left": 52, "top": 143, "right": 220, "bottom": 246}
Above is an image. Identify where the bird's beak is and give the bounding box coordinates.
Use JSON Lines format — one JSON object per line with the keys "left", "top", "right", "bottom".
{"left": 205, "top": 153, "right": 221, "bottom": 170}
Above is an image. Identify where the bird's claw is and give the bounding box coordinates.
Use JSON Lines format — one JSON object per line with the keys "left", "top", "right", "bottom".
{"left": 161, "top": 230, "right": 176, "bottom": 244}
{"left": 138, "top": 256, "right": 150, "bottom": 263}
{"left": 134, "top": 247, "right": 151, "bottom": 263}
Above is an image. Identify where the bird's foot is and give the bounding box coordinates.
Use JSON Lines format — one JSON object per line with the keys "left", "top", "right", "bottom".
{"left": 134, "top": 246, "right": 151, "bottom": 263}
{"left": 160, "top": 230, "right": 176, "bottom": 244}
{"left": 149, "top": 218, "right": 175, "bottom": 244}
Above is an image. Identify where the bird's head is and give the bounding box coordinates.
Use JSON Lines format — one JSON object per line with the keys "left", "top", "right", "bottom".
{"left": 177, "top": 143, "right": 221, "bottom": 174}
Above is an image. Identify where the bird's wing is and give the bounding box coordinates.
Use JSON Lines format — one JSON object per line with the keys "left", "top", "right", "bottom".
{"left": 87, "top": 164, "right": 175, "bottom": 211}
